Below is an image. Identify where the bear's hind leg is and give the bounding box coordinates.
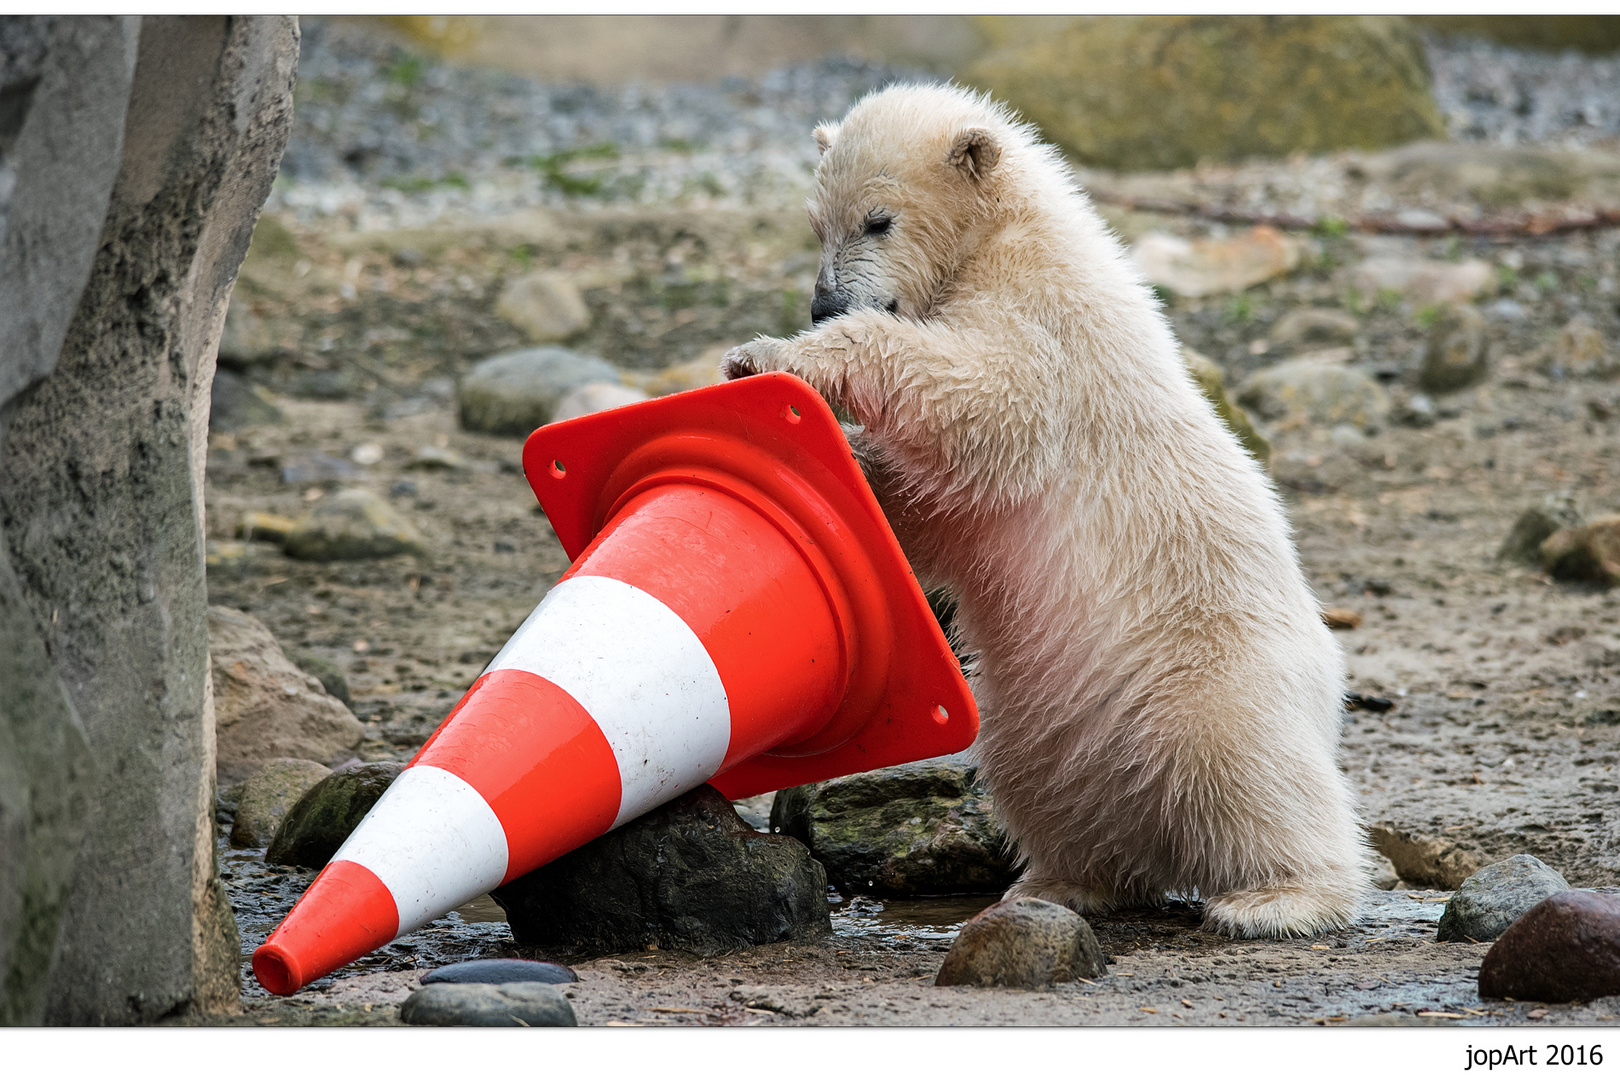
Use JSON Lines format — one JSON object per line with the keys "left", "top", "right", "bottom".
{"left": 1003, "top": 872, "right": 1147, "bottom": 916}
{"left": 1201, "top": 868, "right": 1362, "bottom": 938}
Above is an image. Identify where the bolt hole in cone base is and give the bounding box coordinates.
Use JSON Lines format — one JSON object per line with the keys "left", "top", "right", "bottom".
{"left": 252, "top": 372, "right": 976, "bottom": 994}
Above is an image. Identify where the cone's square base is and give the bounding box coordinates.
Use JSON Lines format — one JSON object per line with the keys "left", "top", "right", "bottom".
{"left": 521, "top": 372, "right": 977, "bottom": 797}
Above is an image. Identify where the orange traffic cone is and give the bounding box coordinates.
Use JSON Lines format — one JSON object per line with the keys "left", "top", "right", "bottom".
{"left": 251, "top": 372, "right": 977, "bottom": 995}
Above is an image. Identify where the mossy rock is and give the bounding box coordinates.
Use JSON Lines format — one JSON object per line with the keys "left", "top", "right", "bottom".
{"left": 1183, "top": 347, "right": 1270, "bottom": 467}
{"left": 967, "top": 15, "right": 1444, "bottom": 171}
{"left": 266, "top": 762, "right": 402, "bottom": 868}
{"left": 771, "top": 756, "right": 1015, "bottom": 897}
{"left": 1411, "top": 15, "right": 1620, "bottom": 55}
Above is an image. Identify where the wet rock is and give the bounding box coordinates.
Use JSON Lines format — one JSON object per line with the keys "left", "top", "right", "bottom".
{"left": 493, "top": 785, "right": 830, "bottom": 956}
{"left": 282, "top": 488, "right": 429, "bottom": 562}
{"left": 1478, "top": 890, "right": 1620, "bottom": 1003}
{"left": 234, "top": 511, "right": 297, "bottom": 544}
{"left": 210, "top": 369, "right": 284, "bottom": 431}
{"left": 1235, "top": 358, "right": 1390, "bottom": 434}
{"left": 1419, "top": 304, "right": 1488, "bottom": 394}
{"left": 935, "top": 898, "right": 1106, "bottom": 989}
{"left": 1182, "top": 347, "right": 1270, "bottom": 465}
{"left": 266, "top": 762, "right": 403, "bottom": 868}
{"left": 287, "top": 652, "right": 351, "bottom": 706}
{"left": 1438, "top": 854, "right": 1572, "bottom": 943}
{"left": 399, "top": 982, "right": 576, "bottom": 1027}
{"left": 1550, "top": 316, "right": 1616, "bottom": 380}
{"left": 495, "top": 270, "right": 590, "bottom": 344}
{"left": 278, "top": 452, "right": 362, "bottom": 486}
{"left": 968, "top": 16, "right": 1443, "bottom": 171}
{"left": 771, "top": 756, "right": 1017, "bottom": 897}
{"left": 1368, "top": 824, "right": 1483, "bottom": 889}
{"left": 421, "top": 959, "right": 576, "bottom": 985}
{"left": 1130, "top": 226, "right": 1301, "bottom": 298}
{"left": 457, "top": 346, "right": 620, "bottom": 436}
{"left": 229, "top": 759, "right": 332, "bottom": 848}
{"left": 552, "top": 381, "right": 651, "bottom": 422}
{"left": 1270, "top": 308, "right": 1360, "bottom": 348}
{"left": 1497, "top": 492, "right": 1583, "bottom": 564}
{"left": 1349, "top": 257, "right": 1494, "bottom": 306}
{"left": 1540, "top": 514, "right": 1620, "bottom": 587}
{"left": 209, "top": 606, "right": 365, "bottom": 784}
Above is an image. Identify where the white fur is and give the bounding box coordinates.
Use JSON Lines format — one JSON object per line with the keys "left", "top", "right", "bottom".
{"left": 723, "top": 84, "right": 1368, "bottom": 937}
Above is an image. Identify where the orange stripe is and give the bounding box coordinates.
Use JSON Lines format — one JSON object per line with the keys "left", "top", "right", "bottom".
{"left": 413, "top": 668, "right": 622, "bottom": 881}
{"left": 253, "top": 859, "right": 398, "bottom": 996}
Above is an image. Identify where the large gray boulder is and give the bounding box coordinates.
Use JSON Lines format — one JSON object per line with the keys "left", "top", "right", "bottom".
{"left": 457, "top": 347, "right": 621, "bottom": 436}
{"left": 0, "top": 15, "right": 298, "bottom": 1024}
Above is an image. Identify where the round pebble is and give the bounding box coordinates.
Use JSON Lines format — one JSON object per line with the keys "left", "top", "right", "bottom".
{"left": 421, "top": 958, "right": 577, "bottom": 985}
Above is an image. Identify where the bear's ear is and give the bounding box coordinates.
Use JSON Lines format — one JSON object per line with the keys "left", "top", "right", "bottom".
{"left": 947, "top": 127, "right": 1001, "bottom": 181}
{"left": 813, "top": 123, "right": 840, "bottom": 157}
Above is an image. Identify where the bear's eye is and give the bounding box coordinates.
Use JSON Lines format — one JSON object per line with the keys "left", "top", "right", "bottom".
{"left": 863, "top": 214, "right": 893, "bottom": 237}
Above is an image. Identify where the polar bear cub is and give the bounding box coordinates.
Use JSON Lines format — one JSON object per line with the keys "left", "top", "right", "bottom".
{"left": 722, "top": 83, "right": 1368, "bottom": 936}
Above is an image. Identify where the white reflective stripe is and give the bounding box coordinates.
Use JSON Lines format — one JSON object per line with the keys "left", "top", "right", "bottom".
{"left": 488, "top": 574, "right": 731, "bottom": 828}
{"left": 331, "top": 765, "right": 509, "bottom": 934}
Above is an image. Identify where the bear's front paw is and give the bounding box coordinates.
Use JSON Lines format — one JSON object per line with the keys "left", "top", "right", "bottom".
{"left": 719, "top": 338, "right": 784, "bottom": 382}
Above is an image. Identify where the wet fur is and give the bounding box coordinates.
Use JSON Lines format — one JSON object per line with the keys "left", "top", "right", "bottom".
{"left": 722, "top": 84, "right": 1369, "bottom": 936}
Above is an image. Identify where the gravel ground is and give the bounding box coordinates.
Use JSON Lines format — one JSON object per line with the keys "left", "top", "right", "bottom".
{"left": 1426, "top": 32, "right": 1620, "bottom": 148}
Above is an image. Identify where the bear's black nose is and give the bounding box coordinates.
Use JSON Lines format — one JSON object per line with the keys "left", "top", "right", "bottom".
{"left": 810, "top": 291, "right": 847, "bottom": 325}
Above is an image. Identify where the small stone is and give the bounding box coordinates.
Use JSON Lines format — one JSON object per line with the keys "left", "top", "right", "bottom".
{"left": 493, "top": 785, "right": 830, "bottom": 956}
{"left": 1182, "top": 347, "right": 1270, "bottom": 465}
{"left": 1540, "top": 514, "right": 1620, "bottom": 587}
{"left": 209, "top": 369, "right": 283, "bottom": 431}
{"left": 1349, "top": 257, "right": 1493, "bottom": 306}
{"left": 551, "top": 380, "right": 651, "bottom": 422}
{"left": 209, "top": 606, "right": 365, "bottom": 783}
{"left": 1130, "top": 225, "right": 1301, "bottom": 298}
{"left": 1270, "top": 308, "right": 1360, "bottom": 348}
{"left": 288, "top": 651, "right": 351, "bottom": 706}
{"left": 229, "top": 759, "right": 332, "bottom": 847}
{"left": 495, "top": 270, "right": 591, "bottom": 344}
{"left": 1322, "top": 607, "right": 1362, "bottom": 630}
{"left": 1368, "top": 823, "right": 1483, "bottom": 889}
{"left": 935, "top": 897, "right": 1106, "bottom": 989}
{"left": 1419, "top": 304, "right": 1488, "bottom": 394}
{"left": 399, "top": 983, "right": 577, "bottom": 1027}
{"left": 282, "top": 488, "right": 429, "bottom": 561}
{"left": 279, "top": 452, "right": 363, "bottom": 486}
{"left": 1236, "top": 358, "right": 1390, "bottom": 434}
{"left": 1550, "top": 316, "right": 1616, "bottom": 379}
{"left": 457, "top": 347, "right": 621, "bottom": 436}
{"left": 407, "top": 445, "right": 468, "bottom": 471}
{"left": 1478, "top": 890, "right": 1620, "bottom": 1003}
{"left": 1371, "top": 853, "right": 1401, "bottom": 890}
{"left": 1498, "top": 492, "right": 1583, "bottom": 564}
{"left": 389, "top": 480, "right": 418, "bottom": 499}
{"left": 265, "top": 762, "right": 403, "bottom": 868}
{"left": 771, "top": 755, "right": 1017, "bottom": 897}
{"left": 421, "top": 959, "right": 577, "bottom": 985}
{"left": 234, "top": 511, "right": 298, "bottom": 543}
{"left": 1438, "top": 855, "right": 1572, "bottom": 943}
{"left": 349, "top": 442, "right": 384, "bottom": 466}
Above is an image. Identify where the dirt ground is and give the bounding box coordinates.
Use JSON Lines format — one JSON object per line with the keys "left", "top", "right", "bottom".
{"left": 199, "top": 199, "right": 1620, "bottom": 1027}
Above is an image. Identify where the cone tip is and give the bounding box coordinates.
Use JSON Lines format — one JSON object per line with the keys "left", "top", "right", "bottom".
{"left": 252, "top": 941, "right": 303, "bottom": 997}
